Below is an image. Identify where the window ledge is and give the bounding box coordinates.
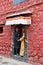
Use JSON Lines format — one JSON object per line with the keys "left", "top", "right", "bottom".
{"left": 0, "top": 33, "right": 5, "bottom": 37}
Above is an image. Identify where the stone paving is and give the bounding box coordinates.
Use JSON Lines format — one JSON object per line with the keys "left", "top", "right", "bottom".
{"left": 0, "top": 56, "right": 33, "bottom": 65}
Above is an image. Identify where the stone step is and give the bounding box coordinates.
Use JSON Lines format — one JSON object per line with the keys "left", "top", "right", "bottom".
{"left": 0, "top": 56, "right": 33, "bottom": 65}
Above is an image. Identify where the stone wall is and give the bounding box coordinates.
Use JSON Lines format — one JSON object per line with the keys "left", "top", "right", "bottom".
{"left": 28, "top": 3, "right": 43, "bottom": 64}
{"left": 0, "top": 25, "right": 12, "bottom": 57}
{"left": 0, "top": 0, "right": 43, "bottom": 64}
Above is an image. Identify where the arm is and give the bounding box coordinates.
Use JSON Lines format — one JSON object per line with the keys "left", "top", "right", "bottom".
{"left": 19, "top": 33, "right": 25, "bottom": 41}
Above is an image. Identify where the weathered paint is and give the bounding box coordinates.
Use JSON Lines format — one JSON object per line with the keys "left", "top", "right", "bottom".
{"left": 0, "top": 0, "right": 43, "bottom": 64}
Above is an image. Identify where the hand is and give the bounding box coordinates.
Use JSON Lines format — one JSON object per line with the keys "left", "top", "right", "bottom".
{"left": 18, "top": 39, "right": 20, "bottom": 41}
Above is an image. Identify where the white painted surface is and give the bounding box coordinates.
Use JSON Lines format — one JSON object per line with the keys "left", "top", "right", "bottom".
{"left": 6, "top": 10, "right": 32, "bottom": 17}
{"left": 5, "top": 19, "right": 31, "bottom": 25}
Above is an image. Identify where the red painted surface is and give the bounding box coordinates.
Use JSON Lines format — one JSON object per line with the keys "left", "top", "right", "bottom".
{"left": 0, "top": 0, "right": 43, "bottom": 64}
{"left": 0, "top": 26, "right": 12, "bottom": 57}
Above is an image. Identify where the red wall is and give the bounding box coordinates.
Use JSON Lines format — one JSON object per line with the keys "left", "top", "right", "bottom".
{"left": 0, "top": 0, "right": 43, "bottom": 64}
{"left": 0, "top": 25, "right": 12, "bottom": 57}
{"left": 28, "top": 3, "right": 43, "bottom": 63}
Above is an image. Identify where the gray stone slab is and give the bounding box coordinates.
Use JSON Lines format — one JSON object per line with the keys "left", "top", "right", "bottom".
{"left": 0, "top": 56, "right": 32, "bottom": 65}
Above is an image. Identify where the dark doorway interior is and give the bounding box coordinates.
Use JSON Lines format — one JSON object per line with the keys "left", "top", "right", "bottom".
{"left": 11, "top": 25, "right": 28, "bottom": 62}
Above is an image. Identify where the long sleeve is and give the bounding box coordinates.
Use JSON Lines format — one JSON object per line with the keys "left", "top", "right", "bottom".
{"left": 19, "top": 33, "right": 25, "bottom": 41}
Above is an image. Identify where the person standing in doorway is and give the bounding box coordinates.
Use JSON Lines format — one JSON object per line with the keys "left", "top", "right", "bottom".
{"left": 14, "top": 27, "right": 22, "bottom": 55}
{"left": 18, "top": 28, "right": 25, "bottom": 57}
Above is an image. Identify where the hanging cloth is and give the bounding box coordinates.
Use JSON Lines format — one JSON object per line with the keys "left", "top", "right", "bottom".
{"left": 20, "top": 33, "right": 25, "bottom": 56}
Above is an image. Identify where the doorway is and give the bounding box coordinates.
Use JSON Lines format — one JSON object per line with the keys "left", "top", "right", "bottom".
{"left": 11, "top": 25, "right": 28, "bottom": 62}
